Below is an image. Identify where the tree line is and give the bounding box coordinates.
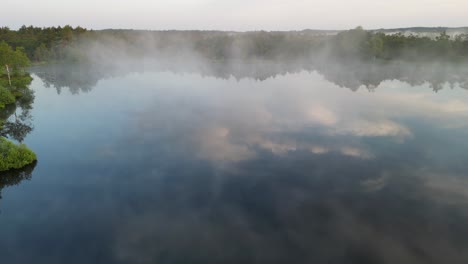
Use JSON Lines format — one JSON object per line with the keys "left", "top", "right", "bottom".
{"left": 1, "top": 26, "right": 468, "bottom": 63}
{"left": 0, "top": 25, "right": 87, "bottom": 62}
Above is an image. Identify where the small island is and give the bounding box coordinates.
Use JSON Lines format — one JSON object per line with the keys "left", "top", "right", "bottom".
{"left": 0, "top": 137, "right": 36, "bottom": 172}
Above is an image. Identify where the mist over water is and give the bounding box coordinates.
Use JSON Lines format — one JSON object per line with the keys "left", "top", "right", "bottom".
{"left": 24, "top": 29, "right": 468, "bottom": 95}
{"left": 2, "top": 35, "right": 468, "bottom": 263}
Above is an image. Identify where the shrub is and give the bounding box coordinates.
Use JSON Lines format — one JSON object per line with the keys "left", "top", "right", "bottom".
{"left": 0, "top": 137, "right": 37, "bottom": 172}
{"left": 0, "top": 85, "right": 15, "bottom": 109}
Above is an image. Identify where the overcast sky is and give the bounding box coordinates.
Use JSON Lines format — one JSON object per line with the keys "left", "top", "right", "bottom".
{"left": 2, "top": 0, "right": 468, "bottom": 31}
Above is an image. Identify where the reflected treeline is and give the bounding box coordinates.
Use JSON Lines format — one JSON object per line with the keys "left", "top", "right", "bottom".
{"left": 0, "top": 75, "right": 35, "bottom": 142}
{"left": 314, "top": 60, "right": 468, "bottom": 92}
{"left": 30, "top": 64, "right": 101, "bottom": 94}
{"left": 31, "top": 60, "right": 468, "bottom": 94}
{"left": 0, "top": 162, "right": 36, "bottom": 201}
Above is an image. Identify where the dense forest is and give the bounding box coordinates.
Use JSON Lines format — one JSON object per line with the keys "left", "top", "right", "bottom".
{"left": 0, "top": 25, "right": 87, "bottom": 62}
{"left": 1, "top": 26, "right": 468, "bottom": 64}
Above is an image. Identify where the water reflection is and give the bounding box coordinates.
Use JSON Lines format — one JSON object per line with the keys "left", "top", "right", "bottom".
{"left": 0, "top": 101, "right": 35, "bottom": 143}
{"left": 0, "top": 74, "right": 36, "bottom": 206}
{"left": 30, "top": 60, "right": 468, "bottom": 94}
{"left": 0, "top": 163, "right": 36, "bottom": 202}
{"left": 0, "top": 75, "right": 35, "bottom": 142}
{"left": 90, "top": 72, "right": 467, "bottom": 263}
{"left": 2, "top": 66, "right": 468, "bottom": 263}
{"left": 109, "top": 158, "right": 468, "bottom": 263}
{"left": 29, "top": 64, "right": 101, "bottom": 94}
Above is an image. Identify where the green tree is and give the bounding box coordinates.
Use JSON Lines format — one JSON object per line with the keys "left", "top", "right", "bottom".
{"left": 0, "top": 41, "right": 30, "bottom": 86}
{"left": 0, "top": 85, "right": 15, "bottom": 108}
{"left": 435, "top": 31, "right": 451, "bottom": 57}
{"left": 367, "top": 33, "right": 384, "bottom": 59}
{"left": 333, "top": 26, "right": 369, "bottom": 59}
{"left": 34, "top": 43, "right": 50, "bottom": 62}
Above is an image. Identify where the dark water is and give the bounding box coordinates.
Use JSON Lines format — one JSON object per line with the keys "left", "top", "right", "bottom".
{"left": 1, "top": 63, "right": 468, "bottom": 263}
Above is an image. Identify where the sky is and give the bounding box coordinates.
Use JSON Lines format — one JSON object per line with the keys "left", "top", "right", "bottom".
{"left": 2, "top": 0, "right": 468, "bottom": 31}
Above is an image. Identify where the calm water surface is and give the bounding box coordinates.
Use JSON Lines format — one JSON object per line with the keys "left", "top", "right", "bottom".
{"left": 1, "top": 64, "right": 468, "bottom": 263}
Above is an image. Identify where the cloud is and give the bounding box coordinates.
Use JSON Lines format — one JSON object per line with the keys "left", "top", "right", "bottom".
{"left": 306, "top": 105, "right": 339, "bottom": 126}
{"left": 197, "top": 127, "right": 255, "bottom": 162}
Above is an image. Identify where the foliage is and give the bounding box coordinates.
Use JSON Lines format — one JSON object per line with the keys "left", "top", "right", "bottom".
{"left": 0, "top": 137, "right": 36, "bottom": 172}
{"left": 0, "top": 41, "right": 30, "bottom": 74}
{"left": 0, "top": 85, "right": 15, "bottom": 108}
{"left": 0, "top": 25, "right": 88, "bottom": 62}
{"left": 0, "top": 42, "right": 36, "bottom": 172}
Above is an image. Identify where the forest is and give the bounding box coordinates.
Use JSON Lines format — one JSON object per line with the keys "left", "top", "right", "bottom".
{"left": 1, "top": 25, "right": 468, "bottom": 64}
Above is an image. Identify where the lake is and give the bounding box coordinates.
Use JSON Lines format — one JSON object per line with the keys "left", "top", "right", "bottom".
{"left": 1, "top": 62, "right": 468, "bottom": 263}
